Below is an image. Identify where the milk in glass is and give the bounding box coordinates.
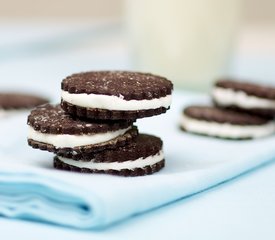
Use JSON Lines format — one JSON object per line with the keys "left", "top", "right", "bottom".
{"left": 126, "top": 0, "right": 241, "bottom": 90}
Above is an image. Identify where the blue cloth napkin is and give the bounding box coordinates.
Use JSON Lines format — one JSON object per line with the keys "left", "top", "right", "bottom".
{"left": 0, "top": 92, "right": 275, "bottom": 229}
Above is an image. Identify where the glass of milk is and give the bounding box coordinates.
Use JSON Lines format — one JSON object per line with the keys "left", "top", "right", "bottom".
{"left": 125, "top": 0, "right": 241, "bottom": 91}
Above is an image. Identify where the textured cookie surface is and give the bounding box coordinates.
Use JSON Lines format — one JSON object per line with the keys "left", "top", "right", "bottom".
{"left": 54, "top": 134, "right": 165, "bottom": 176}
{"left": 27, "top": 104, "right": 138, "bottom": 156}
{"left": 61, "top": 71, "right": 173, "bottom": 120}
{"left": 28, "top": 104, "right": 133, "bottom": 134}
{"left": 74, "top": 133, "right": 163, "bottom": 161}
{"left": 0, "top": 92, "right": 48, "bottom": 109}
{"left": 62, "top": 71, "right": 173, "bottom": 100}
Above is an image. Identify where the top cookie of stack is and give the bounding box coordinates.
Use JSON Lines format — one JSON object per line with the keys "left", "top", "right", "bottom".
{"left": 61, "top": 71, "right": 173, "bottom": 120}
{"left": 27, "top": 71, "right": 173, "bottom": 177}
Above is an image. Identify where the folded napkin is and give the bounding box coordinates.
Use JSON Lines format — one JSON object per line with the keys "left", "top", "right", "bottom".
{"left": 0, "top": 92, "right": 275, "bottom": 229}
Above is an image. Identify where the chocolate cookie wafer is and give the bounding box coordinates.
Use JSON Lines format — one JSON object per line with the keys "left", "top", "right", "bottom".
{"left": 212, "top": 79, "right": 275, "bottom": 118}
{"left": 61, "top": 71, "right": 173, "bottom": 120}
{"left": 27, "top": 104, "right": 138, "bottom": 157}
{"left": 0, "top": 92, "right": 48, "bottom": 116}
{"left": 54, "top": 134, "right": 165, "bottom": 176}
{"left": 180, "top": 106, "right": 275, "bottom": 139}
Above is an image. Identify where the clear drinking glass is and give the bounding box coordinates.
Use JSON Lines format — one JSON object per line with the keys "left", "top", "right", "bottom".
{"left": 125, "top": 0, "right": 241, "bottom": 91}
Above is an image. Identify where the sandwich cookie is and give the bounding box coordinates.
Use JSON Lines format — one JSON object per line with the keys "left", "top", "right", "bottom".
{"left": 180, "top": 106, "right": 275, "bottom": 139}
{"left": 54, "top": 134, "right": 165, "bottom": 176}
{"left": 27, "top": 104, "right": 138, "bottom": 158}
{"left": 212, "top": 79, "right": 275, "bottom": 117}
{"left": 0, "top": 92, "right": 48, "bottom": 116}
{"left": 61, "top": 71, "right": 173, "bottom": 120}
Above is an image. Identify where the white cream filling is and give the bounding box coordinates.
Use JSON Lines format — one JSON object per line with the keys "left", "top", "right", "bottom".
{"left": 212, "top": 87, "right": 275, "bottom": 109}
{"left": 28, "top": 126, "right": 131, "bottom": 148}
{"left": 57, "top": 150, "right": 164, "bottom": 171}
{"left": 61, "top": 90, "right": 172, "bottom": 111}
{"left": 180, "top": 114, "right": 275, "bottom": 138}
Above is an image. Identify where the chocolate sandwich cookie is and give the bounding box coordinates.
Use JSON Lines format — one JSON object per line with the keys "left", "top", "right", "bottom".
{"left": 212, "top": 79, "right": 275, "bottom": 118}
{"left": 0, "top": 92, "right": 48, "bottom": 114}
{"left": 180, "top": 106, "right": 275, "bottom": 139}
{"left": 27, "top": 104, "right": 138, "bottom": 157}
{"left": 54, "top": 134, "right": 165, "bottom": 177}
{"left": 61, "top": 71, "right": 173, "bottom": 120}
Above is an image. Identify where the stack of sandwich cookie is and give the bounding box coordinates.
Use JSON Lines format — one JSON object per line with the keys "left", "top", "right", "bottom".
{"left": 180, "top": 79, "right": 275, "bottom": 139}
{"left": 28, "top": 71, "right": 173, "bottom": 176}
